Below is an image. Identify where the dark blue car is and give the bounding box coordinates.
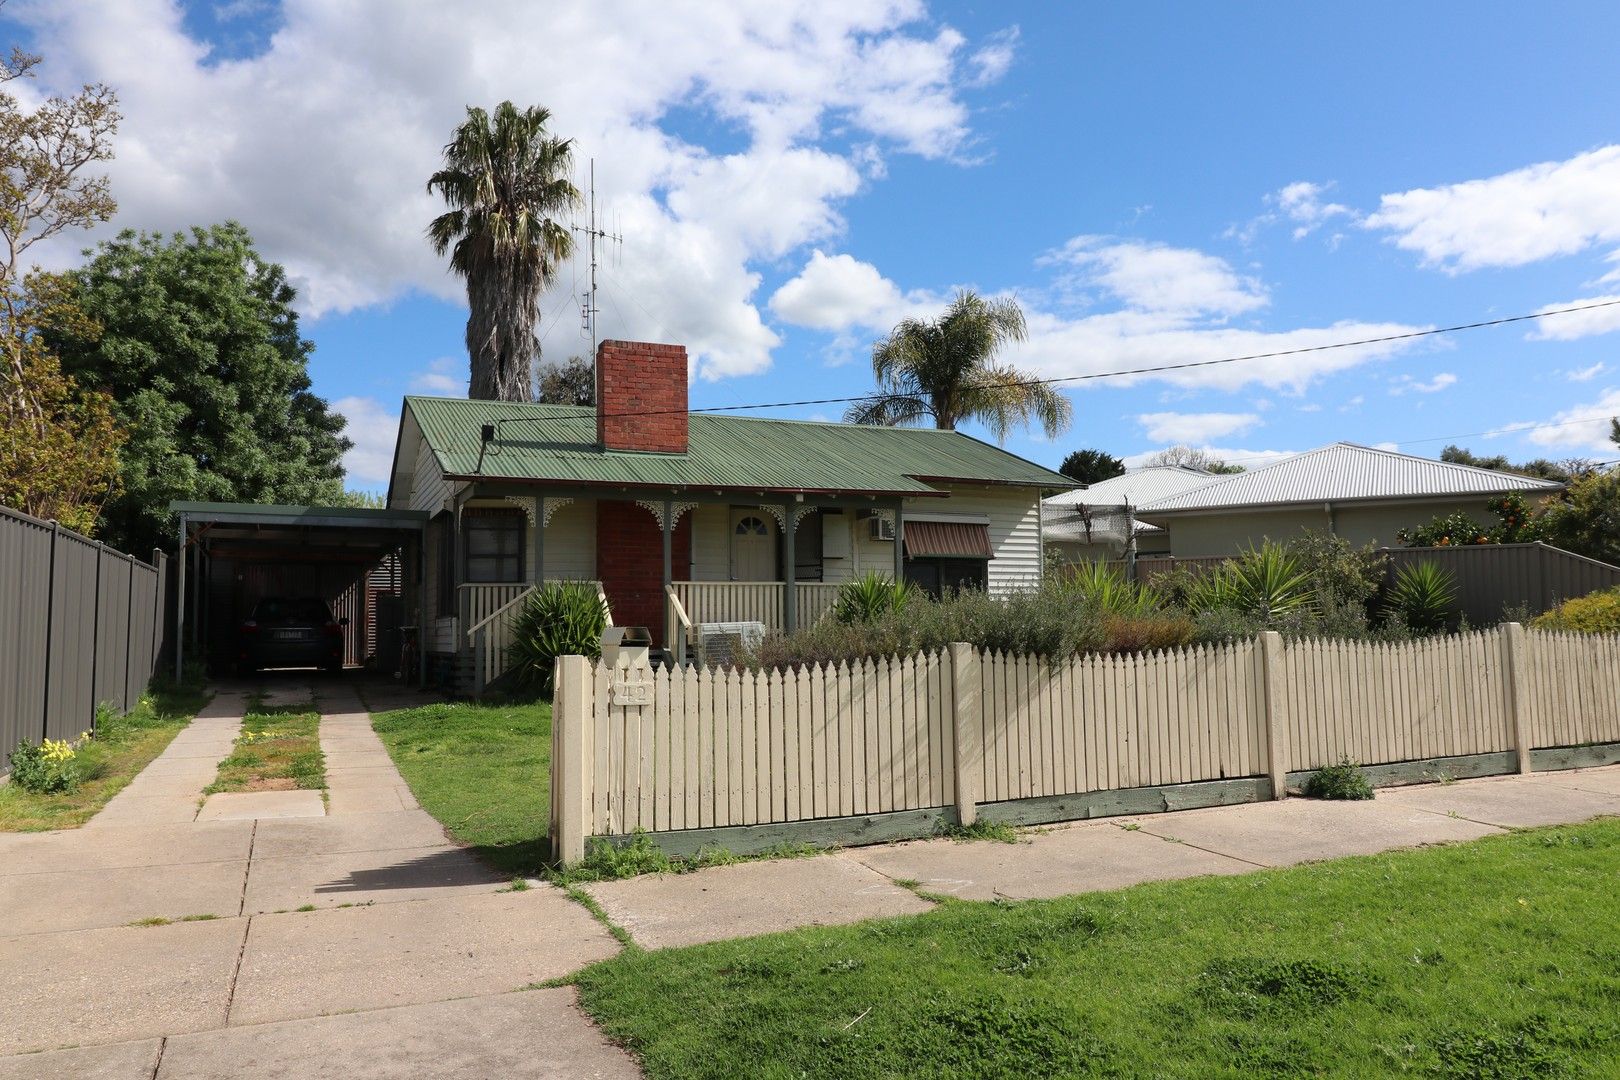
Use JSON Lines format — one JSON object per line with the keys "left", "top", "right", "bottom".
{"left": 239, "top": 597, "right": 347, "bottom": 674}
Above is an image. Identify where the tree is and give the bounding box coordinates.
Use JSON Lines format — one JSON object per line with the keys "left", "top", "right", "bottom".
{"left": 1144, "top": 446, "right": 1244, "bottom": 474}
{"left": 844, "top": 291, "right": 1072, "bottom": 442}
{"left": 49, "top": 224, "right": 352, "bottom": 553}
{"left": 428, "top": 102, "right": 580, "bottom": 402}
{"left": 1439, "top": 445, "right": 1594, "bottom": 484}
{"left": 1058, "top": 448, "right": 1125, "bottom": 486}
{"left": 537, "top": 355, "right": 594, "bottom": 406}
{"left": 0, "top": 12, "right": 124, "bottom": 533}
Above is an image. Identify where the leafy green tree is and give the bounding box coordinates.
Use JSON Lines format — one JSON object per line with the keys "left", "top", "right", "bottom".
{"left": 537, "top": 355, "right": 594, "bottom": 406}
{"left": 845, "top": 291, "right": 1072, "bottom": 442}
{"left": 1439, "top": 444, "right": 1594, "bottom": 483}
{"left": 428, "top": 102, "right": 580, "bottom": 402}
{"left": 1058, "top": 448, "right": 1125, "bottom": 486}
{"left": 1396, "top": 493, "right": 1548, "bottom": 548}
{"left": 49, "top": 224, "right": 351, "bottom": 553}
{"left": 1540, "top": 471, "right": 1620, "bottom": 566}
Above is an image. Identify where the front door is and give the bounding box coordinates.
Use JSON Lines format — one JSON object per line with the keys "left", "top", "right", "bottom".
{"left": 730, "top": 511, "right": 776, "bottom": 581}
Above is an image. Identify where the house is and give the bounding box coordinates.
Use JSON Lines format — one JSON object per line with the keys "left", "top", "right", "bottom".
{"left": 1133, "top": 442, "right": 1565, "bottom": 558}
{"left": 386, "top": 339, "right": 1073, "bottom": 684}
{"left": 1042, "top": 465, "right": 1219, "bottom": 564}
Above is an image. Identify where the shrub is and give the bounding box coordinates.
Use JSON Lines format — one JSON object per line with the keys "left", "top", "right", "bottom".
{"left": 1286, "top": 532, "right": 1387, "bottom": 613}
{"left": 1178, "top": 543, "right": 1316, "bottom": 624}
{"left": 1383, "top": 560, "right": 1458, "bottom": 634}
{"left": 1059, "top": 560, "right": 1165, "bottom": 617}
{"left": 831, "top": 572, "right": 916, "bottom": 625}
{"left": 507, "top": 581, "right": 610, "bottom": 697}
{"left": 1532, "top": 586, "right": 1620, "bottom": 634}
{"left": 1397, "top": 511, "right": 1491, "bottom": 548}
{"left": 1303, "top": 759, "right": 1374, "bottom": 800}
{"left": 1538, "top": 469, "right": 1620, "bottom": 565}
{"left": 7, "top": 734, "right": 90, "bottom": 795}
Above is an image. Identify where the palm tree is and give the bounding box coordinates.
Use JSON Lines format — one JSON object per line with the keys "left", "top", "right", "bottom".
{"left": 844, "top": 291, "right": 1072, "bottom": 442}
{"left": 427, "top": 102, "right": 579, "bottom": 401}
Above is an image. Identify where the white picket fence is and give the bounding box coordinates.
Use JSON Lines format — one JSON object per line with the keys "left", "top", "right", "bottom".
{"left": 549, "top": 625, "right": 1620, "bottom": 863}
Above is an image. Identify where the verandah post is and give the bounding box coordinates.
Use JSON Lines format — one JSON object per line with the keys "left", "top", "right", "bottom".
{"left": 553, "top": 654, "right": 594, "bottom": 866}
{"left": 949, "top": 641, "right": 981, "bottom": 826}
{"left": 1501, "top": 622, "right": 1533, "bottom": 774}
{"left": 1260, "top": 631, "right": 1289, "bottom": 800}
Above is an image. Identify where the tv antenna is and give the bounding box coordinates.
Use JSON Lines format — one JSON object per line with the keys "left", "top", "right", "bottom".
{"left": 572, "top": 158, "right": 622, "bottom": 364}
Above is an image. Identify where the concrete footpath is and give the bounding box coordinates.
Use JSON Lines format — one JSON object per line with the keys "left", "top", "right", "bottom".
{"left": 0, "top": 676, "right": 634, "bottom": 1080}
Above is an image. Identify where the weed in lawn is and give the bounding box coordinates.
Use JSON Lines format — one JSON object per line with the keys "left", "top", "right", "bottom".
{"left": 936, "top": 819, "right": 1020, "bottom": 844}
{"left": 179, "top": 914, "right": 219, "bottom": 922}
{"left": 1194, "top": 956, "right": 1370, "bottom": 1018}
{"left": 1428, "top": 1025, "right": 1566, "bottom": 1079}
{"left": 1303, "top": 758, "right": 1374, "bottom": 800}
{"left": 128, "top": 917, "right": 170, "bottom": 927}
{"left": 1119, "top": 822, "right": 1142, "bottom": 831}
{"left": 206, "top": 707, "right": 325, "bottom": 795}
{"left": 295, "top": 904, "right": 316, "bottom": 912}
{"left": 501, "top": 877, "right": 533, "bottom": 893}
{"left": 563, "top": 886, "right": 637, "bottom": 950}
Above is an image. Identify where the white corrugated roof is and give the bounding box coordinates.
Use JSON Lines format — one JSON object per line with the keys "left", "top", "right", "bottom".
{"left": 1137, "top": 442, "right": 1563, "bottom": 515}
{"left": 1043, "top": 465, "right": 1221, "bottom": 508}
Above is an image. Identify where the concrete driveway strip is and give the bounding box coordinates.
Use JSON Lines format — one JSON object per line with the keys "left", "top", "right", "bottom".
{"left": 155, "top": 988, "right": 640, "bottom": 1079}
{"left": 856, "top": 820, "right": 1255, "bottom": 901}
{"left": 1377, "top": 775, "right": 1620, "bottom": 829}
{"left": 0, "top": 918, "right": 245, "bottom": 1055}
{"left": 0, "top": 820, "right": 251, "bottom": 875}
{"left": 0, "top": 1039, "right": 163, "bottom": 1080}
{"left": 250, "top": 809, "right": 453, "bottom": 858}
{"left": 1124, "top": 796, "right": 1503, "bottom": 867}
{"left": 0, "top": 859, "right": 248, "bottom": 935}
{"left": 242, "top": 845, "right": 503, "bottom": 912}
{"left": 584, "top": 852, "right": 934, "bottom": 949}
{"left": 228, "top": 889, "right": 620, "bottom": 1026}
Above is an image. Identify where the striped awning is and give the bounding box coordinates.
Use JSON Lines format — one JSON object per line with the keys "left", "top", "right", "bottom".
{"left": 903, "top": 520, "right": 993, "bottom": 559}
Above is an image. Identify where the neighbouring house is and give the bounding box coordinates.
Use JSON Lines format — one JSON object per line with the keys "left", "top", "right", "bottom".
{"left": 387, "top": 339, "right": 1073, "bottom": 687}
{"left": 1132, "top": 442, "right": 1565, "bottom": 558}
{"left": 1042, "top": 465, "right": 1219, "bottom": 564}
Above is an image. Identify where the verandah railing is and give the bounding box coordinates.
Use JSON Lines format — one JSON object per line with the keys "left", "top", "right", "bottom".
{"left": 464, "top": 580, "right": 610, "bottom": 694}
{"left": 669, "top": 581, "right": 842, "bottom": 633}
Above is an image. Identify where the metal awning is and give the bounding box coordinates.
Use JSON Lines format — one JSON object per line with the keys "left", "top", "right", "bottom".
{"left": 902, "top": 521, "right": 993, "bottom": 559}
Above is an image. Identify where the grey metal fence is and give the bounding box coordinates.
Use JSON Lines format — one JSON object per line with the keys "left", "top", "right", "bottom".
{"left": 0, "top": 504, "right": 168, "bottom": 775}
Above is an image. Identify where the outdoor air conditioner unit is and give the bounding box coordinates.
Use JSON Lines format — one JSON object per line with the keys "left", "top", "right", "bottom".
{"left": 868, "top": 515, "right": 895, "bottom": 542}
{"left": 695, "top": 621, "right": 766, "bottom": 669}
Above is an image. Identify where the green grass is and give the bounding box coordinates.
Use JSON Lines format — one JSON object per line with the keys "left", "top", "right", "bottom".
{"left": 370, "top": 700, "right": 552, "bottom": 875}
{"left": 574, "top": 820, "right": 1620, "bottom": 1079}
{"left": 0, "top": 682, "right": 209, "bottom": 831}
{"left": 205, "top": 702, "right": 324, "bottom": 794}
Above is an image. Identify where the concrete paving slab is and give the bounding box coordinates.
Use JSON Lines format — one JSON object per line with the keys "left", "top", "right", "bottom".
{"left": 157, "top": 988, "right": 638, "bottom": 1079}
{"left": 0, "top": 1038, "right": 162, "bottom": 1080}
{"left": 1124, "top": 796, "right": 1503, "bottom": 868}
{"left": 0, "top": 919, "right": 244, "bottom": 1055}
{"left": 117, "top": 771, "right": 217, "bottom": 797}
{"left": 197, "top": 791, "right": 325, "bottom": 821}
{"left": 321, "top": 766, "right": 408, "bottom": 783}
{"left": 1378, "top": 776, "right": 1620, "bottom": 829}
{"left": 251, "top": 810, "right": 453, "bottom": 859}
{"left": 855, "top": 820, "right": 1256, "bottom": 901}
{"left": 85, "top": 794, "right": 200, "bottom": 828}
{"left": 122, "top": 757, "right": 222, "bottom": 778}
{"left": 229, "top": 890, "right": 619, "bottom": 1026}
{"left": 321, "top": 753, "right": 396, "bottom": 770}
{"left": 585, "top": 852, "right": 933, "bottom": 948}
{"left": 0, "top": 859, "right": 246, "bottom": 935}
{"left": 1531, "top": 765, "right": 1620, "bottom": 797}
{"left": 0, "top": 821, "right": 251, "bottom": 875}
{"left": 244, "top": 845, "right": 501, "bottom": 912}
{"left": 326, "top": 786, "right": 414, "bottom": 815}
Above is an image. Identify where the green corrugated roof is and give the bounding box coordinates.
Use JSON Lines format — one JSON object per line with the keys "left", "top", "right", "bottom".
{"left": 404, "top": 397, "right": 1073, "bottom": 495}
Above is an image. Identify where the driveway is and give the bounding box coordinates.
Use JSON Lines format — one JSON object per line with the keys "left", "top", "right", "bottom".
{"left": 0, "top": 678, "right": 636, "bottom": 1079}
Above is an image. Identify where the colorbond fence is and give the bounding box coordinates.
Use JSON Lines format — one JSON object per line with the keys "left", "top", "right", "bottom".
{"left": 0, "top": 505, "right": 168, "bottom": 775}
{"left": 550, "top": 624, "right": 1620, "bottom": 863}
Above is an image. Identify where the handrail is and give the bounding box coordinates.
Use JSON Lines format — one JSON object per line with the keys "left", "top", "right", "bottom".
{"left": 466, "top": 583, "right": 537, "bottom": 642}
{"left": 666, "top": 584, "right": 692, "bottom": 666}
{"left": 598, "top": 582, "right": 614, "bottom": 627}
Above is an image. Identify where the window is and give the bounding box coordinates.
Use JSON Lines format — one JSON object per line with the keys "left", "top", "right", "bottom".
{"left": 463, "top": 510, "right": 524, "bottom": 583}
{"left": 735, "top": 516, "right": 768, "bottom": 535}
{"left": 904, "top": 557, "right": 988, "bottom": 599}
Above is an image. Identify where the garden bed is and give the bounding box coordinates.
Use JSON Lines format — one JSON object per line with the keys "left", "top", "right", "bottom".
{"left": 205, "top": 701, "right": 325, "bottom": 795}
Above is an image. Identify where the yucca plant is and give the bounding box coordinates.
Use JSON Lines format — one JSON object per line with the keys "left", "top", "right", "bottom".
{"left": 507, "top": 581, "right": 610, "bottom": 697}
{"left": 1383, "top": 560, "right": 1458, "bottom": 634}
{"left": 1061, "top": 560, "right": 1163, "bottom": 618}
{"left": 1223, "top": 543, "right": 1317, "bottom": 621}
{"left": 831, "top": 572, "right": 917, "bottom": 625}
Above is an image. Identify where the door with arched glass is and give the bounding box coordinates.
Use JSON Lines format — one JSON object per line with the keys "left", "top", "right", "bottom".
{"left": 729, "top": 511, "right": 776, "bottom": 580}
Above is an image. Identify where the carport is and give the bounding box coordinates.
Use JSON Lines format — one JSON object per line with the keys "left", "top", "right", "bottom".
{"left": 171, "top": 502, "right": 429, "bottom": 684}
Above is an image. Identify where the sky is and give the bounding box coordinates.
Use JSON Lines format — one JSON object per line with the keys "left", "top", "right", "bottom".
{"left": 7, "top": 1, "right": 1620, "bottom": 492}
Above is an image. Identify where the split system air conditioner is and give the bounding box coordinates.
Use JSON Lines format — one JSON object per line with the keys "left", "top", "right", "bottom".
{"left": 867, "top": 515, "right": 895, "bottom": 542}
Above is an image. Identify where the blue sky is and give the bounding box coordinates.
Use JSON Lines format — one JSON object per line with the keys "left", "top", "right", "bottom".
{"left": 9, "top": 1, "right": 1620, "bottom": 490}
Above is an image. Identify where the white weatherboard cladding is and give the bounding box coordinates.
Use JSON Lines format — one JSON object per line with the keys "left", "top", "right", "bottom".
{"left": 540, "top": 498, "right": 597, "bottom": 580}
{"left": 406, "top": 418, "right": 449, "bottom": 514}
{"left": 851, "top": 486, "right": 1042, "bottom": 593}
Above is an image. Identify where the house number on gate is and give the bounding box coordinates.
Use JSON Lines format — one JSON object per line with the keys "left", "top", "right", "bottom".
{"left": 610, "top": 674, "right": 653, "bottom": 707}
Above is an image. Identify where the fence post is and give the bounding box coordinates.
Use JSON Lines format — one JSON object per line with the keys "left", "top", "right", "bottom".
{"left": 949, "top": 642, "right": 981, "bottom": 826}
{"left": 40, "top": 521, "right": 60, "bottom": 741}
{"left": 1260, "top": 631, "right": 1289, "bottom": 800}
{"left": 553, "top": 654, "right": 594, "bottom": 866}
{"left": 1500, "top": 622, "right": 1533, "bottom": 774}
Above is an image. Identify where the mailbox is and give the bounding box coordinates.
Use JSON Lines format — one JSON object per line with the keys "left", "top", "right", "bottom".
{"left": 601, "top": 625, "right": 653, "bottom": 671}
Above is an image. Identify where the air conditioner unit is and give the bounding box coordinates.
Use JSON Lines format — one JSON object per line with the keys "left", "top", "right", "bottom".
{"left": 868, "top": 516, "right": 895, "bottom": 542}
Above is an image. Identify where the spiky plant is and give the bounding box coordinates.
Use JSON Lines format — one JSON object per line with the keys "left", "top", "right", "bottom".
{"left": 1061, "top": 560, "right": 1163, "bottom": 618}
{"left": 1383, "top": 560, "right": 1458, "bottom": 634}
{"left": 831, "top": 572, "right": 917, "bottom": 625}
{"left": 507, "top": 581, "right": 609, "bottom": 698}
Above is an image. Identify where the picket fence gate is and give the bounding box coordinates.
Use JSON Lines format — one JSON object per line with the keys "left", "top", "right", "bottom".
{"left": 549, "top": 624, "right": 1620, "bottom": 864}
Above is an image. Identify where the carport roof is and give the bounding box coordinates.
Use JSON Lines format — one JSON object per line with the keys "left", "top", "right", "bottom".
{"left": 171, "top": 502, "right": 429, "bottom": 529}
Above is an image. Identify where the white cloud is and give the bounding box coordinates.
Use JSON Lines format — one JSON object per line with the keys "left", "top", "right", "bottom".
{"left": 1568, "top": 362, "right": 1609, "bottom": 382}
{"left": 410, "top": 357, "right": 463, "bottom": 395}
{"left": 1041, "top": 236, "right": 1267, "bottom": 317}
{"left": 1521, "top": 388, "right": 1620, "bottom": 455}
{"left": 1227, "top": 179, "right": 1354, "bottom": 244}
{"left": 334, "top": 396, "right": 399, "bottom": 488}
{"left": 1365, "top": 145, "right": 1620, "bottom": 272}
{"left": 1526, "top": 294, "right": 1620, "bottom": 341}
{"left": 1371, "top": 441, "right": 1399, "bottom": 452}
{"left": 1135, "top": 411, "right": 1260, "bottom": 444}
{"left": 14, "top": 0, "right": 1012, "bottom": 381}
{"left": 1389, "top": 372, "right": 1457, "bottom": 395}
{"left": 1338, "top": 394, "right": 1365, "bottom": 412}
{"left": 767, "top": 249, "right": 944, "bottom": 332}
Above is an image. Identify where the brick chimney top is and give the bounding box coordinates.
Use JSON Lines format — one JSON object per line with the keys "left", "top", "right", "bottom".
{"left": 595, "top": 340, "right": 688, "bottom": 454}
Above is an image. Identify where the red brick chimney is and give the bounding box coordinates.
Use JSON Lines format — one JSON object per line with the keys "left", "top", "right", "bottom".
{"left": 595, "top": 340, "right": 688, "bottom": 454}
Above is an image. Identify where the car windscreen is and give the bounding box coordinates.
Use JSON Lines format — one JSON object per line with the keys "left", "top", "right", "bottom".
{"left": 251, "top": 598, "right": 332, "bottom": 623}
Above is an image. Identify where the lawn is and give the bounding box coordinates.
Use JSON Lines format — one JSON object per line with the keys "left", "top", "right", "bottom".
{"left": 575, "top": 820, "right": 1620, "bottom": 1079}
{"left": 0, "top": 682, "right": 210, "bottom": 831}
{"left": 205, "top": 701, "right": 325, "bottom": 794}
{"left": 370, "top": 700, "right": 551, "bottom": 874}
